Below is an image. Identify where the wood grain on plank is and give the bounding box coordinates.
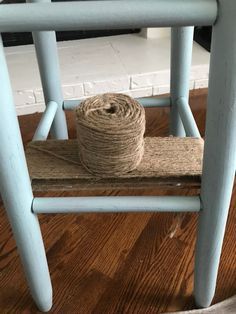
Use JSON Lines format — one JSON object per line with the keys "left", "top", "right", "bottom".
{"left": 26, "top": 137, "right": 204, "bottom": 191}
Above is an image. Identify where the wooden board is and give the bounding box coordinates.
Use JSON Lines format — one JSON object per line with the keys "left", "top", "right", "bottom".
{"left": 26, "top": 137, "right": 204, "bottom": 191}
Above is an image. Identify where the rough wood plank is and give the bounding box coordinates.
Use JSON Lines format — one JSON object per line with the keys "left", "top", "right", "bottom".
{"left": 26, "top": 137, "right": 204, "bottom": 191}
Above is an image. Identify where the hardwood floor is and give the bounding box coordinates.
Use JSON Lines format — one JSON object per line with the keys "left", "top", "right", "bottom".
{"left": 0, "top": 89, "right": 236, "bottom": 313}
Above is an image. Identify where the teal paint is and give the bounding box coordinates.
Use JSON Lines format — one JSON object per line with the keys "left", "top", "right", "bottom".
{"left": 33, "top": 196, "right": 201, "bottom": 214}
{"left": 194, "top": 0, "right": 236, "bottom": 308}
{"left": 0, "top": 35, "right": 52, "bottom": 312}
{"left": 28, "top": 0, "right": 68, "bottom": 139}
{"left": 33, "top": 101, "right": 58, "bottom": 141}
{"left": 177, "top": 97, "right": 201, "bottom": 138}
{"left": 0, "top": 0, "right": 217, "bottom": 32}
{"left": 63, "top": 96, "right": 171, "bottom": 110}
{"left": 138, "top": 97, "right": 171, "bottom": 108}
{"left": 170, "top": 27, "right": 194, "bottom": 137}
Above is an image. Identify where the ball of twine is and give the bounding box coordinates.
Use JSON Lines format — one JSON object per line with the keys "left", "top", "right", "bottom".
{"left": 75, "top": 93, "right": 146, "bottom": 177}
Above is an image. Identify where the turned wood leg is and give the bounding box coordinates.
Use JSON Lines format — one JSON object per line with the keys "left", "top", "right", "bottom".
{"left": 0, "top": 35, "right": 52, "bottom": 312}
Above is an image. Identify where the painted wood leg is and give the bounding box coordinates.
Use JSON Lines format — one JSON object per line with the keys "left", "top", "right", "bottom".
{"left": 194, "top": 0, "right": 236, "bottom": 308}
{"left": 27, "top": 0, "right": 68, "bottom": 140}
{"left": 0, "top": 35, "right": 52, "bottom": 312}
{"left": 170, "top": 27, "right": 194, "bottom": 137}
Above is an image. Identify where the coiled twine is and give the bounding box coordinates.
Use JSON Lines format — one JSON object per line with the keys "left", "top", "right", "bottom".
{"left": 75, "top": 93, "right": 145, "bottom": 177}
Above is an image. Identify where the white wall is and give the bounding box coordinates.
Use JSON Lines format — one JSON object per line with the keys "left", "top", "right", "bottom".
{"left": 140, "top": 28, "right": 171, "bottom": 39}
{"left": 4, "top": 33, "right": 209, "bottom": 115}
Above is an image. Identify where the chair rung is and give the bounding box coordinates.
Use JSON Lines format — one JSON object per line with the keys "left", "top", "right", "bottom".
{"left": 32, "top": 196, "right": 201, "bottom": 214}
{"left": 177, "top": 97, "right": 201, "bottom": 138}
{"left": 0, "top": 1, "right": 217, "bottom": 32}
{"left": 63, "top": 97, "right": 171, "bottom": 110}
{"left": 33, "top": 101, "right": 58, "bottom": 141}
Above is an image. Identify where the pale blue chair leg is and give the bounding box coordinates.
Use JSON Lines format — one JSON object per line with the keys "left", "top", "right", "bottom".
{"left": 27, "top": 0, "right": 68, "bottom": 140}
{"left": 170, "top": 27, "right": 194, "bottom": 137}
{"left": 194, "top": 0, "right": 236, "bottom": 308}
{"left": 0, "top": 35, "right": 52, "bottom": 312}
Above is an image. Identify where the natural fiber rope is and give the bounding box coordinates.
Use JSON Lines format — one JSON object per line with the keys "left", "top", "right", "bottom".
{"left": 75, "top": 93, "right": 146, "bottom": 177}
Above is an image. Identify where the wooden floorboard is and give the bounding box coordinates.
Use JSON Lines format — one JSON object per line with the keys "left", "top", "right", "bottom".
{"left": 1, "top": 90, "right": 236, "bottom": 313}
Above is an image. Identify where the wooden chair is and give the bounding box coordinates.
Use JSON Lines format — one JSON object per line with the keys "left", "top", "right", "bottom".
{"left": 0, "top": 0, "right": 235, "bottom": 311}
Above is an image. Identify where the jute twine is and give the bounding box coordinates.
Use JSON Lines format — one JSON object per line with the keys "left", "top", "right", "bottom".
{"left": 75, "top": 93, "right": 146, "bottom": 177}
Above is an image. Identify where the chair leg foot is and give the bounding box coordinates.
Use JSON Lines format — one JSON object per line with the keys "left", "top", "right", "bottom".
{"left": 34, "top": 291, "right": 53, "bottom": 312}
{"left": 5, "top": 202, "right": 53, "bottom": 312}
{"left": 194, "top": 290, "right": 212, "bottom": 309}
